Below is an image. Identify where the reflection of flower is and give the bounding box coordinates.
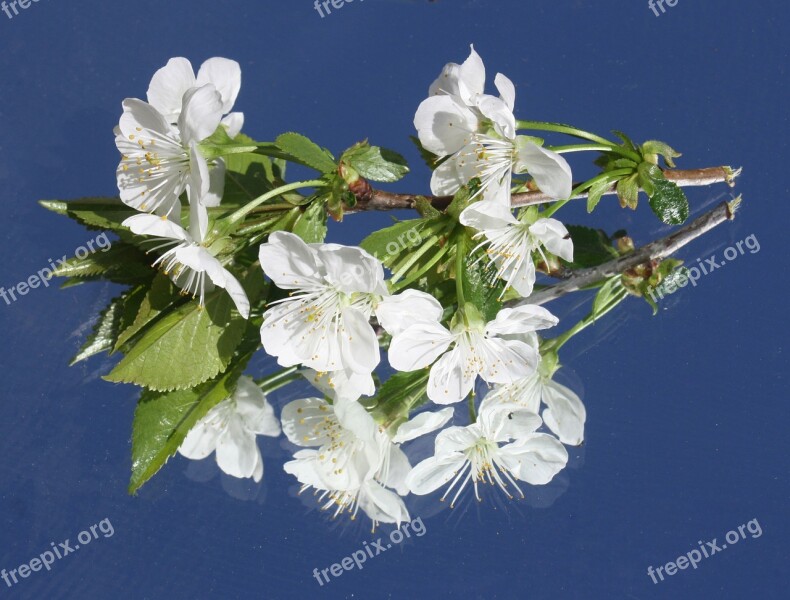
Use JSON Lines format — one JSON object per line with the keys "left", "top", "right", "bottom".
{"left": 485, "top": 367, "right": 586, "bottom": 447}
{"left": 385, "top": 304, "right": 559, "bottom": 405}
{"left": 178, "top": 377, "right": 280, "bottom": 482}
{"left": 461, "top": 200, "right": 574, "bottom": 298}
{"left": 406, "top": 398, "right": 568, "bottom": 506}
{"left": 414, "top": 45, "right": 572, "bottom": 207}
{"left": 123, "top": 213, "right": 250, "bottom": 318}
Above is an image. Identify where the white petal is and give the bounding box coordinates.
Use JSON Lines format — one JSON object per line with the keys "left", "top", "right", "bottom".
{"left": 219, "top": 270, "right": 250, "bottom": 319}
{"left": 494, "top": 73, "right": 516, "bottom": 111}
{"left": 359, "top": 481, "right": 410, "bottom": 527}
{"left": 530, "top": 218, "right": 574, "bottom": 262}
{"left": 187, "top": 142, "right": 211, "bottom": 241}
{"left": 392, "top": 407, "right": 455, "bottom": 444}
{"left": 486, "top": 305, "right": 559, "bottom": 336}
{"left": 122, "top": 213, "right": 192, "bottom": 242}
{"left": 251, "top": 452, "right": 264, "bottom": 483}
{"left": 375, "top": 290, "right": 444, "bottom": 337}
{"left": 119, "top": 98, "right": 173, "bottom": 138}
{"left": 283, "top": 450, "right": 326, "bottom": 489}
{"left": 221, "top": 112, "right": 244, "bottom": 138}
{"left": 318, "top": 244, "right": 384, "bottom": 295}
{"left": 542, "top": 379, "right": 586, "bottom": 446}
{"left": 178, "top": 84, "right": 224, "bottom": 144}
{"left": 281, "top": 397, "right": 332, "bottom": 447}
{"left": 196, "top": 57, "right": 242, "bottom": 114}
{"left": 215, "top": 415, "right": 260, "bottom": 479}
{"left": 146, "top": 57, "right": 196, "bottom": 122}
{"left": 427, "top": 345, "right": 476, "bottom": 404}
{"left": 333, "top": 398, "right": 377, "bottom": 443}
{"left": 477, "top": 338, "right": 539, "bottom": 384}
{"left": 388, "top": 322, "right": 454, "bottom": 372}
{"left": 259, "top": 231, "right": 323, "bottom": 290}
{"left": 459, "top": 198, "right": 518, "bottom": 231}
{"left": 340, "top": 307, "right": 380, "bottom": 374}
{"left": 406, "top": 453, "right": 466, "bottom": 496}
{"left": 380, "top": 444, "right": 412, "bottom": 496}
{"left": 234, "top": 377, "right": 281, "bottom": 437}
{"left": 434, "top": 425, "right": 479, "bottom": 454}
{"left": 476, "top": 94, "right": 516, "bottom": 139}
{"left": 414, "top": 95, "right": 478, "bottom": 157}
{"left": 203, "top": 158, "right": 226, "bottom": 208}
{"left": 179, "top": 419, "right": 220, "bottom": 460}
{"left": 500, "top": 434, "right": 569, "bottom": 485}
{"left": 515, "top": 139, "right": 573, "bottom": 200}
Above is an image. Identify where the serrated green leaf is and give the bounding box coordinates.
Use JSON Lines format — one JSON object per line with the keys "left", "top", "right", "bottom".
{"left": 105, "top": 287, "right": 247, "bottom": 392}
{"left": 114, "top": 274, "right": 184, "bottom": 352}
{"left": 293, "top": 200, "right": 328, "bottom": 243}
{"left": 53, "top": 243, "right": 153, "bottom": 284}
{"left": 39, "top": 197, "right": 138, "bottom": 232}
{"left": 648, "top": 179, "right": 690, "bottom": 225}
{"left": 341, "top": 142, "right": 409, "bottom": 183}
{"left": 612, "top": 130, "right": 639, "bottom": 152}
{"left": 275, "top": 132, "right": 336, "bottom": 174}
{"left": 637, "top": 162, "right": 664, "bottom": 198}
{"left": 460, "top": 233, "right": 505, "bottom": 322}
{"left": 593, "top": 276, "right": 627, "bottom": 319}
{"left": 71, "top": 286, "right": 147, "bottom": 365}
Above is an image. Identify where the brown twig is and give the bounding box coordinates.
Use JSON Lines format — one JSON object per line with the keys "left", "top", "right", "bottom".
{"left": 348, "top": 166, "right": 739, "bottom": 213}
{"left": 508, "top": 197, "right": 742, "bottom": 307}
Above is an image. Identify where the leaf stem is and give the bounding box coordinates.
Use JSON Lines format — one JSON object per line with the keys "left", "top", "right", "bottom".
{"left": 226, "top": 180, "right": 326, "bottom": 226}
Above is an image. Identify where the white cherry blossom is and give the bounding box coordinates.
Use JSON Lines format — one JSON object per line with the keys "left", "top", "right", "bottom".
{"left": 405, "top": 398, "right": 568, "bottom": 506}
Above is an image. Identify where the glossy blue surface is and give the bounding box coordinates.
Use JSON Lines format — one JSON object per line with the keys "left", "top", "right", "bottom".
{"left": 0, "top": 1, "right": 787, "bottom": 598}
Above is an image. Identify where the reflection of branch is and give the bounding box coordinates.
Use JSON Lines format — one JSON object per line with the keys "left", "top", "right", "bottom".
{"left": 510, "top": 199, "right": 741, "bottom": 307}
{"left": 350, "top": 166, "right": 739, "bottom": 212}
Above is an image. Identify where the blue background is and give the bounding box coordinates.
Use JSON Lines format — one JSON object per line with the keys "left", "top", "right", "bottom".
{"left": 0, "top": 0, "right": 787, "bottom": 598}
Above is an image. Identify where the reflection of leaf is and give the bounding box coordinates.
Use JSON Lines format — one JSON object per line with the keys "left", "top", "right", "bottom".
{"left": 565, "top": 226, "right": 619, "bottom": 269}
{"left": 648, "top": 179, "right": 689, "bottom": 225}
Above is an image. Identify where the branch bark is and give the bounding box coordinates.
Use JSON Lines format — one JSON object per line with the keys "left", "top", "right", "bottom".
{"left": 510, "top": 198, "right": 741, "bottom": 307}
{"left": 348, "top": 166, "right": 739, "bottom": 213}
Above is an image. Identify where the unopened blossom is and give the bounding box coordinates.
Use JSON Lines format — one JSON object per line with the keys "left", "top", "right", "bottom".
{"left": 461, "top": 200, "right": 574, "bottom": 297}
{"left": 405, "top": 398, "right": 568, "bottom": 506}
{"left": 414, "top": 45, "right": 572, "bottom": 207}
{"left": 123, "top": 213, "right": 250, "bottom": 318}
{"left": 386, "top": 302, "right": 559, "bottom": 405}
{"left": 178, "top": 376, "right": 280, "bottom": 481}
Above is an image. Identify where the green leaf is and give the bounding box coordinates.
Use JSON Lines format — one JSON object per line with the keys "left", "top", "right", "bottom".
{"left": 275, "top": 132, "right": 337, "bottom": 174}
{"left": 637, "top": 162, "right": 664, "bottom": 198}
{"left": 586, "top": 177, "right": 613, "bottom": 213}
{"left": 71, "top": 286, "right": 147, "bottom": 365}
{"left": 292, "top": 200, "right": 328, "bottom": 243}
{"left": 616, "top": 174, "right": 640, "bottom": 209}
{"left": 460, "top": 232, "right": 505, "bottom": 322}
{"left": 114, "top": 274, "right": 184, "bottom": 352}
{"left": 360, "top": 217, "right": 437, "bottom": 267}
{"left": 648, "top": 178, "right": 690, "bottom": 225}
{"left": 612, "top": 130, "right": 639, "bottom": 153}
{"left": 105, "top": 286, "right": 247, "bottom": 391}
{"left": 39, "top": 197, "right": 138, "bottom": 232}
{"left": 340, "top": 142, "right": 409, "bottom": 183}
{"left": 565, "top": 226, "right": 619, "bottom": 268}
{"left": 641, "top": 140, "right": 682, "bottom": 168}
{"left": 53, "top": 242, "right": 153, "bottom": 284}
{"left": 370, "top": 370, "right": 430, "bottom": 430}
{"left": 129, "top": 368, "right": 240, "bottom": 494}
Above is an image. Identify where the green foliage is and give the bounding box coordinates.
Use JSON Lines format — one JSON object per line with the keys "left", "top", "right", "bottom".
{"left": 53, "top": 242, "right": 153, "bottom": 285}
{"left": 565, "top": 226, "right": 619, "bottom": 268}
{"left": 648, "top": 178, "right": 690, "bottom": 225}
{"left": 370, "top": 370, "right": 430, "bottom": 430}
{"left": 39, "top": 197, "right": 138, "bottom": 233}
{"left": 458, "top": 231, "right": 505, "bottom": 322}
{"left": 105, "top": 287, "right": 248, "bottom": 392}
{"left": 340, "top": 141, "right": 409, "bottom": 183}
{"left": 275, "top": 132, "right": 337, "bottom": 174}
{"left": 292, "top": 200, "right": 328, "bottom": 243}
